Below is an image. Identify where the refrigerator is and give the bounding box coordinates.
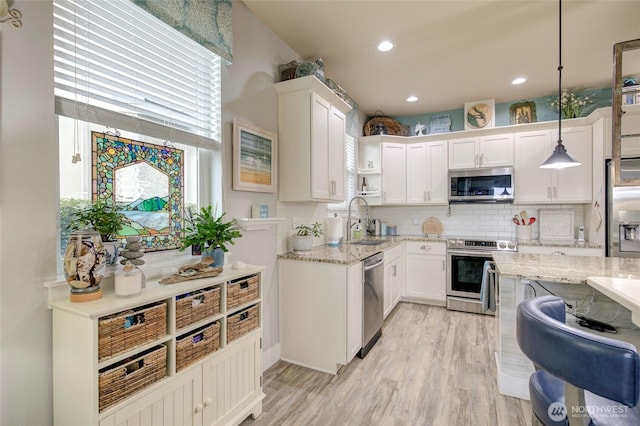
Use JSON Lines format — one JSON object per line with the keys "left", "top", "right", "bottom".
{"left": 607, "top": 158, "right": 640, "bottom": 257}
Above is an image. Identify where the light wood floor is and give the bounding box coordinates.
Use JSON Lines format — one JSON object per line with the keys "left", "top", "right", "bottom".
{"left": 242, "top": 302, "right": 531, "bottom": 426}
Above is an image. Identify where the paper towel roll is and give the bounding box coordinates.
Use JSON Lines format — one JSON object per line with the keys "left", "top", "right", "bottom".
{"left": 325, "top": 217, "right": 343, "bottom": 246}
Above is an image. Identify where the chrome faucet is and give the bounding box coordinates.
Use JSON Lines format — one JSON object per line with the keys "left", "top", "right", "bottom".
{"left": 346, "top": 196, "right": 369, "bottom": 242}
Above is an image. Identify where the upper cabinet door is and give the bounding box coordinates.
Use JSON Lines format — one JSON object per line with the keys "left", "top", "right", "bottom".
{"left": 426, "top": 140, "right": 448, "bottom": 204}
{"left": 552, "top": 125, "right": 592, "bottom": 203}
{"left": 478, "top": 134, "right": 514, "bottom": 168}
{"left": 406, "top": 143, "right": 428, "bottom": 204}
{"left": 514, "top": 130, "right": 553, "bottom": 203}
{"left": 449, "top": 138, "right": 478, "bottom": 169}
{"left": 329, "top": 107, "right": 346, "bottom": 201}
{"left": 310, "top": 93, "right": 332, "bottom": 200}
{"left": 381, "top": 142, "right": 407, "bottom": 204}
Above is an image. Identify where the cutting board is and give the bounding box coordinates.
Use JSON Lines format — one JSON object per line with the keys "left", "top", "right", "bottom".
{"left": 422, "top": 217, "right": 443, "bottom": 236}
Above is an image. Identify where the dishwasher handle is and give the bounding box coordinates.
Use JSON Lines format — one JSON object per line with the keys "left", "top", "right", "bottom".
{"left": 363, "top": 258, "right": 384, "bottom": 271}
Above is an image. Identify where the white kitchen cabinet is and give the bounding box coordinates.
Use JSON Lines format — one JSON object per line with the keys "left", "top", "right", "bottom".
{"left": 384, "top": 245, "right": 403, "bottom": 318}
{"left": 381, "top": 142, "right": 407, "bottom": 204}
{"left": 275, "top": 75, "right": 352, "bottom": 202}
{"left": 406, "top": 141, "right": 448, "bottom": 205}
{"left": 403, "top": 241, "right": 446, "bottom": 305}
{"left": 98, "top": 332, "right": 262, "bottom": 426}
{"left": 50, "top": 267, "right": 264, "bottom": 426}
{"left": 279, "top": 259, "right": 363, "bottom": 374}
{"left": 515, "top": 125, "right": 592, "bottom": 203}
{"left": 448, "top": 133, "right": 514, "bottom": 170}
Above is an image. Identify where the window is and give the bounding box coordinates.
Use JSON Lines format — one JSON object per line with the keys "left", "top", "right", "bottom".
{"left": 54, "top": 0, "right": 223, "bottom": 271}
{"left": 329, "top": 133, "right": 356, "bottom": 209}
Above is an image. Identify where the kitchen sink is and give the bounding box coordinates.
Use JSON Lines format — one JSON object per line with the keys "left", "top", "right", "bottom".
{"left": 351, "top": 239, "right": 388, "bottom": 246}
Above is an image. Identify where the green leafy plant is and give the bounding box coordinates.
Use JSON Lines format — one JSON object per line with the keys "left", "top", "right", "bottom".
{"left": 180, "top": 205, "right": 242, "bottom": 252}
{"left": 295, "top": 222, "right": 323, "bottom": 237}
{"left": 67, "top": 200, "right": 129, "bottom": 242}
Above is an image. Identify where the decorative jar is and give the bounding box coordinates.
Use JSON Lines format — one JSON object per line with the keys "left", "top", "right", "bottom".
{"left": 63, "top": 229, "right": 106, "bottom": 302}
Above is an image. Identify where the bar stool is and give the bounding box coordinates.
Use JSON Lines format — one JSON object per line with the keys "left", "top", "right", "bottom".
{"left": 516, "top": 295, "right": 640, "bottom": 425}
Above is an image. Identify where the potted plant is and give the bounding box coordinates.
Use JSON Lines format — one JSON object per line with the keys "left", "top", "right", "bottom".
{"left": 180, "top": 205, "right": 242, "bottom": 267}
{"left": 67, "top": 200, "right": 130, "bottom": 265}
{"left": 293, "top": 222, "right": 323, "bottom": 252}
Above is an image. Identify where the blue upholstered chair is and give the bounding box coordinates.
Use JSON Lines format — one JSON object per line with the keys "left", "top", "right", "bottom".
{"left": 516, "top": 295, "right": 640, "bottom": 425}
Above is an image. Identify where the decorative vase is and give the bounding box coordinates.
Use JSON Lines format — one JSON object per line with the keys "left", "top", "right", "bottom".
{"left": 202, "top": 246, "right": 224, "bottom": 268}
{"left": 114, "top": 261, "right": 144, "bottom": 298}
{"left": 63, "top": 229, "right": 106, "bottom": 302}
{"left": 293, "top": 235, "right": 313, "bottom": 252}
{"left": 103, "top": 240, "right": 120, "bottom": 266}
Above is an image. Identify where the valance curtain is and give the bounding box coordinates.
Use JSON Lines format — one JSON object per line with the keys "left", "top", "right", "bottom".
{"left": 131, "top": 0, "right": 233, "bottom": 63}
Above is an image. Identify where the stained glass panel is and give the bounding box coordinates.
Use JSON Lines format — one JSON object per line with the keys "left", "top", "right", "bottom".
{"left": 92, "top": 131, "right": 184, "bottom": 251}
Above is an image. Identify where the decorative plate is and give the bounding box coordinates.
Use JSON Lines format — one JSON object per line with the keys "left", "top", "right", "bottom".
{"left": 464, "top": 99, "right": 495, "bottom": 130}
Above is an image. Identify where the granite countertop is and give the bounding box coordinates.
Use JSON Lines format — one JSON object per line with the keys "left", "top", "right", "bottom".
{"left": 518, "top": 240, "right": 602, "bottom": 249}
{"left": 492, "top": 252, "right": 640, "bottom": 284}
{"left": 278, "top": 235, "right": 446, "bottom": 265}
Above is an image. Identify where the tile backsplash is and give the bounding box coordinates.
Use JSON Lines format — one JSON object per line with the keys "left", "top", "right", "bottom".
{"left": 368, "top": 203, "right": 586, "bottom": 241}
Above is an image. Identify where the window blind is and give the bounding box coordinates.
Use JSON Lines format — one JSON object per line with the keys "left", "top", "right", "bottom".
{"left": 53, "top": 0, "right": 221, "bottom": 144}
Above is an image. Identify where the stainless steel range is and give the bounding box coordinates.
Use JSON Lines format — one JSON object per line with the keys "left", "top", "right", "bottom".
{"left": 446, "top": 238, "right": 517, "bottom": 315}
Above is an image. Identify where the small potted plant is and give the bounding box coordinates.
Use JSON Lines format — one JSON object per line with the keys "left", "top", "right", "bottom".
{"left": 293, "top": 222, "right": 323, "bottom": 252}
{"left": 68, "top": 200, "right": 130, "bottom": 265}
{"left": 180, "top": 205, "right": 242, "bottom": 267}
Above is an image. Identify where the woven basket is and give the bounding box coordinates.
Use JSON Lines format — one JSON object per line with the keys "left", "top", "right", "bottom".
{"left": 176, "top": 321, "right": 221, "bottom": 372}
{"left": 226, "top": 275, "right": 259, "bottom": 310}
{"left": 98, "top": 345, "right": 167, "bottom": 412}
{"left": 227, "top": 304, "right": 259, "bottom": 344}
{"left": 175, "top": 286, "right": 221, "bottom": 330}
{"left": 98, "top": 302, "right": 167, "bottom": 360}
{"left": 363, "top": 111, "right": 406, "bottom": 136}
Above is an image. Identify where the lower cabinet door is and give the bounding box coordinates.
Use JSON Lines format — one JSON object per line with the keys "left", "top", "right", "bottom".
{"left": 99, "top": 368, "right": 202, "bottom": 426}
{"left": 203, "top": 332, "right": 263, "bottom": 426}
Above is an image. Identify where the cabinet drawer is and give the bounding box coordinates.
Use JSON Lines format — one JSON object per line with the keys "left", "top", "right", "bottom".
{"left": 404, "top": 241, "right": 446, "bottom": 255}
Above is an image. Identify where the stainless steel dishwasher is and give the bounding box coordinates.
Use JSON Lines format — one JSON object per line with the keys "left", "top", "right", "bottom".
{"left": 359, "top": 252, "right": 384, "bottom": 358}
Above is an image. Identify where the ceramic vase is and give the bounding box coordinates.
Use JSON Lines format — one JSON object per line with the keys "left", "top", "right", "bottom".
{"left": 63, "top": 229, "right": 106, "bottom": 302}
{"left": 202, "top": 246, "right": 224, "bottom": 267}
{"left": 102, "top": 240, "right": 120, "bottom": 266}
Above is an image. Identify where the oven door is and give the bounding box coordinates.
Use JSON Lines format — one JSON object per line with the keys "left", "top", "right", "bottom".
{"left": 447, "top": 250, "right": 493, "bottom": 299}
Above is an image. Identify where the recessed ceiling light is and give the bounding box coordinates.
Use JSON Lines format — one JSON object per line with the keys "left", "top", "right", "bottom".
{"left": 512, "top": 77, "right": 527, "bottom": 85}
{"left": 406, "top": 96, "right": 418, "bottom": 102}
{"left": 376, "top": 40, "right": 394, "bottom": 52}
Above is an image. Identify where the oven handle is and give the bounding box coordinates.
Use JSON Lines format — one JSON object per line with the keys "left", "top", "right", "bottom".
{"left": 448, "top": 250, "right": 494, "bottom": 257}
{"left": 488, "top": 261, "right": 499, "bottom": 308}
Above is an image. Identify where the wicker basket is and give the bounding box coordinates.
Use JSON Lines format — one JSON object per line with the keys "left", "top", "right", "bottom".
{"left": 176, "top": 321, "right": 221, "bottom": 372}
{"left": 98, "top": 302, "right": 167, "bottom": 360}
{"left": 363, "top": 112, "right": 406, "bottom": 136}
{"left": 227, "top": 304, "right": 259, "bottom": 344}
{"left": 175, "top": 286, "right": 221, "bottom": 330}
{"left": 98, "top": 345, "right": 167, "bottom": 412}
{"left": 227, "top": 275, "right": 259, "bottom": 310}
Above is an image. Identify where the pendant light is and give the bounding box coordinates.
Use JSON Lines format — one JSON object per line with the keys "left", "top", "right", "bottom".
{"left": 540, "top": 0, "right": 581, "bottom": 169}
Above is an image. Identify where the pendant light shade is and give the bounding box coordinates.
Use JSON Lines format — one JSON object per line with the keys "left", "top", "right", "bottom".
{"left": 540, "top": 140, "right": 581, "bottom": 168}
{"left": 540, "top": 0, "right": 581, "bottom": 169}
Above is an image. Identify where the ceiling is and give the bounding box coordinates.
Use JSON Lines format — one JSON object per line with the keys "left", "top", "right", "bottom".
{"left": 242, "top": 0, "right": 640, "bottom": 117}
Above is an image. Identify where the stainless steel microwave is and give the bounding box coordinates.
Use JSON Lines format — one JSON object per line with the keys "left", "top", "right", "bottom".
{"left": 449, "top": 167, "right": 514, "bottom": 203}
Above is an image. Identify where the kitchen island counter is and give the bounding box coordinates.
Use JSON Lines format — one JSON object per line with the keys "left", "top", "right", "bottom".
{"left": 492, "top": 252, "right": 640, "bottom": 283}
{"left": 492, "top": 252, "right": 640, "bottom": 401}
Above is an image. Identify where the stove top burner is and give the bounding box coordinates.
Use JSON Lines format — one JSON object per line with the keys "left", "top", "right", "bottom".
{"left": 447, "top": 238, "right": 517, "bottom": 251}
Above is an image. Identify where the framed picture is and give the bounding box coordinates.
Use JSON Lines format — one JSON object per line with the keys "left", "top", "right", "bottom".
{"left": 233, "top": 119, "right": 277, "bottom": 193}
{"left": 464, "top": 99, "right": 495, "bottom": 130}
{"left": 509, "top": 101, "right": 537, "bottom": 125}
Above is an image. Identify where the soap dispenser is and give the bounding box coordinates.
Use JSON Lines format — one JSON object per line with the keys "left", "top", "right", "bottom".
{"left": 353, "top": 220, "right": 364, "bottom": 240}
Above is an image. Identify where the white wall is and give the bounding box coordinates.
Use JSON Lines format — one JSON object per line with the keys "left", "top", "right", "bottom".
{"left": 219, "top": 2, "right": 305, "bottom": 369}
{"left": 0, "top": 2, "right": 58, "bottom": 424}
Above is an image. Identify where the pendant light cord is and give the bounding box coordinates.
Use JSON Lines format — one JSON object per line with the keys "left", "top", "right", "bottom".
{"left": 557, "top": 0, "right": 563, "bottom": 145}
